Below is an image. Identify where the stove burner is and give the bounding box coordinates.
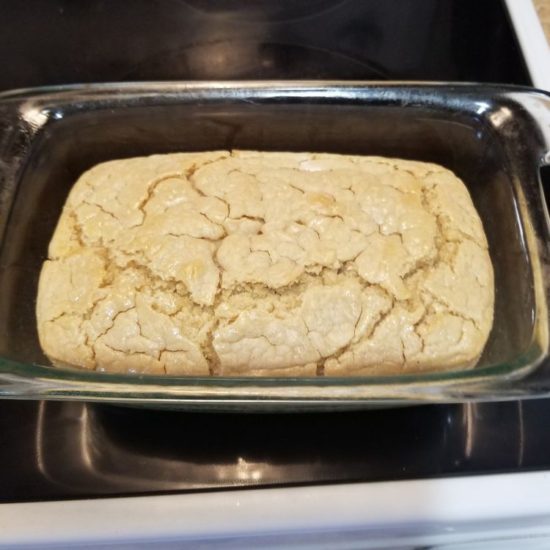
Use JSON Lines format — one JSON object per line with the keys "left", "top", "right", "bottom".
{"left": 180, "top": 0, "right": 349, "bottom": 22}
{"left": 123, "top": 41, "right": 390, "bottom": 80}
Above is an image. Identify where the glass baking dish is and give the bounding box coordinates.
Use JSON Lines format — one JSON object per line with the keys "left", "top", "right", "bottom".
{"left": 0, "top": 82, "right": 549, "bottom": 411}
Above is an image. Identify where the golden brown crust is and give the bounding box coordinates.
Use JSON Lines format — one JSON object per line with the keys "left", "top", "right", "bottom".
{"left": 36, "top": 151, "right": 494, "bottom": 376}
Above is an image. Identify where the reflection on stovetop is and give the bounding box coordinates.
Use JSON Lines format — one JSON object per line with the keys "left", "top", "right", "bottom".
{"left": 180, "top": 0, "right": 349, "bottom": 22}
{"left": 122, "top": 42, "right": 390, "bottom": 81}
{"left": 0, "top": 0, "right": 528, "bottom": 90}
{"left": 0, "top": 398, "right": 547, "bottom": 503}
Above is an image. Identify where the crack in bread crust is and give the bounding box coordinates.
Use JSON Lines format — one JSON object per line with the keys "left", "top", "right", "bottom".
{"left": 36, "top": 150, "right": 494, "bottom": 376}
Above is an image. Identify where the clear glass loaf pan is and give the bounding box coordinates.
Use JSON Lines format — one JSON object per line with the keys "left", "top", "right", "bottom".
{"left": 0, "top": 82, "right": 549, "bottom": 411}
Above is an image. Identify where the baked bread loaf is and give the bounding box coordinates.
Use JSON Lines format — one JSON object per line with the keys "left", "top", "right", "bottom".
{"left": 36, "top": 151, "right": 494, "bottom": 376}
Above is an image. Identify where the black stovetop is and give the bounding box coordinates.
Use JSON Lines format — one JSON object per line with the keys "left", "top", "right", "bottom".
{"left": 3, "top": 399, "right": 550, "bottom": 502}
{"left": 0, "top": 0, "right": 527, "bottom": 88}
{"left": 0, "top": 0, "right": 543, "bottom": 504}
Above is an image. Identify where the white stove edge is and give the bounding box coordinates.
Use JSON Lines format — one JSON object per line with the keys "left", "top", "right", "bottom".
{"left": 505, "top": 0, "right": 550, "bottom": 90}
{"left": 1, "top": 471, "right": 550, "bottom": 549}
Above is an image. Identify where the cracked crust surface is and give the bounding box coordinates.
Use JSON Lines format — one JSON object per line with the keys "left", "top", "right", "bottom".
{"left": 36, "top": 150, "right": 494, "bottom": 376}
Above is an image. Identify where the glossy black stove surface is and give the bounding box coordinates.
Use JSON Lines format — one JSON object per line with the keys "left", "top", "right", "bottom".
{"left": 0, "top": 0, "right": 528, "bottom": 88}
{"left": 0, "top": 0, "right": 541, "bottom": 503}
{"left": 1, "top": 399, "right": 549, "bottom": 503}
